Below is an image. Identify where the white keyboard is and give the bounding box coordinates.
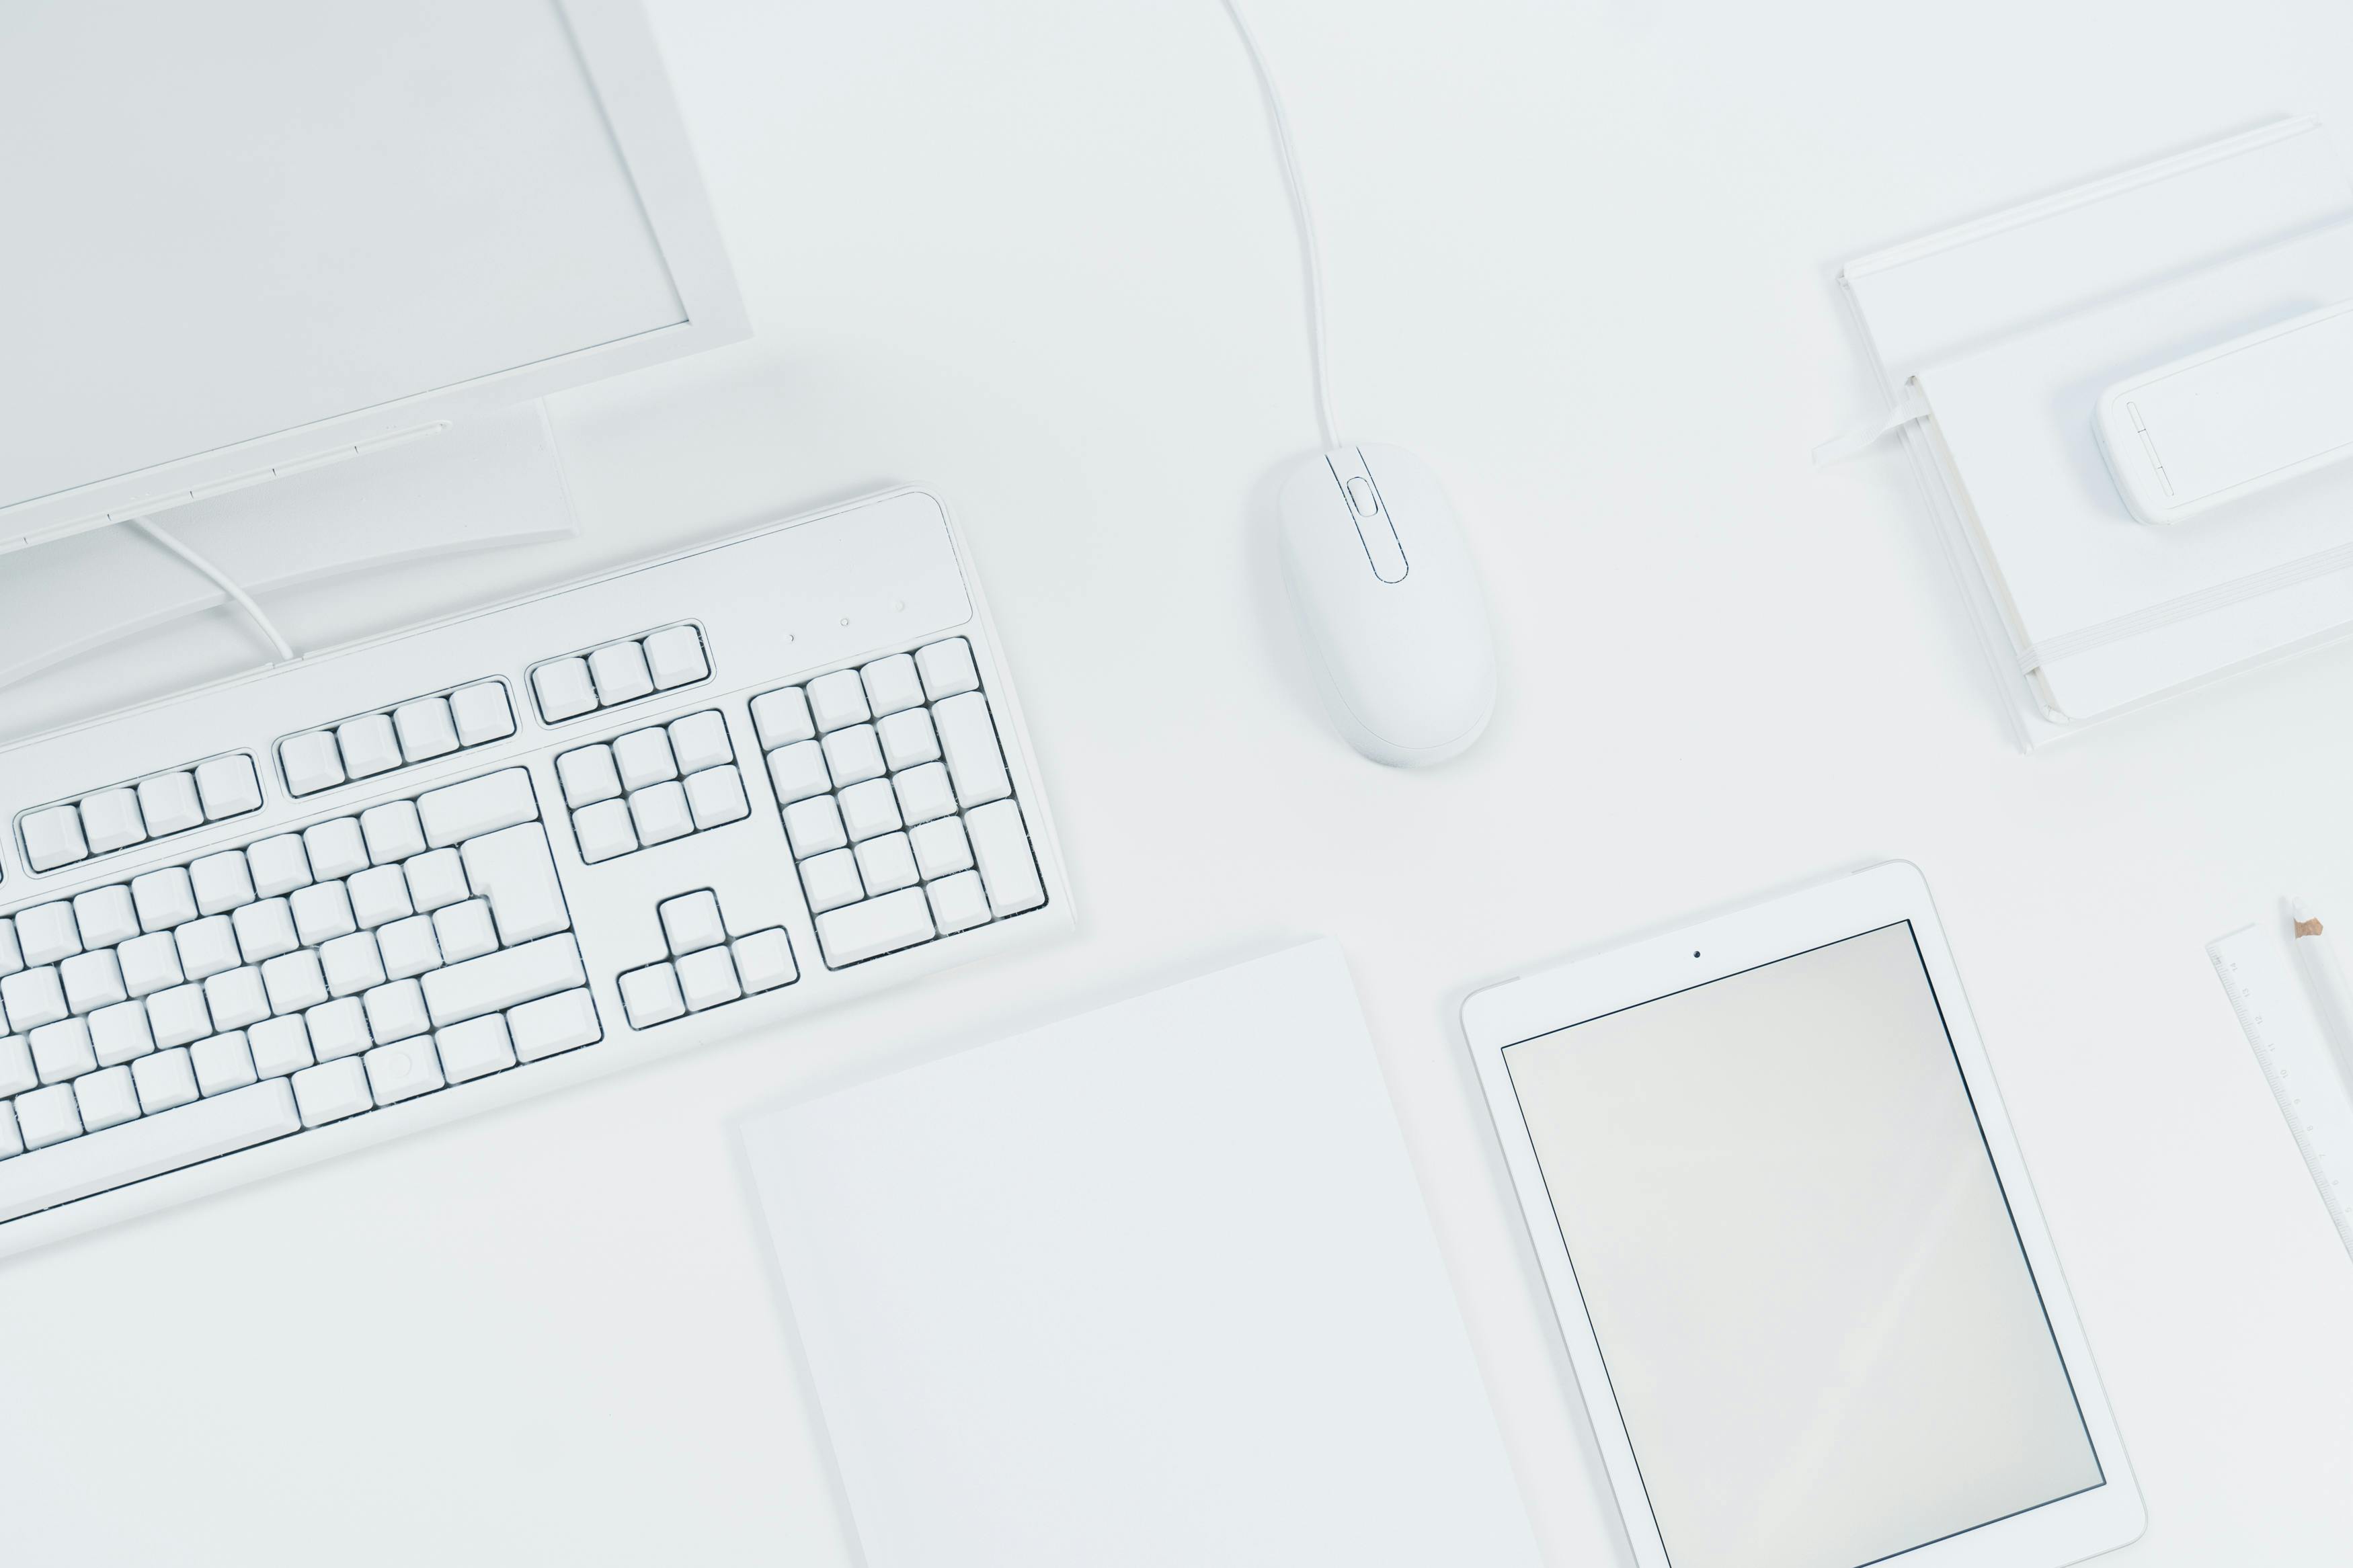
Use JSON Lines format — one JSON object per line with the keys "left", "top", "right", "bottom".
{"left": 0, "top": 490, "right": 1068, "bottom": 1256}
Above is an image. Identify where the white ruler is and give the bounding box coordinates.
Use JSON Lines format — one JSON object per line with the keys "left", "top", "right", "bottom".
{"left": 2208, "top": 924, "right": 2353, "bottom": 1262}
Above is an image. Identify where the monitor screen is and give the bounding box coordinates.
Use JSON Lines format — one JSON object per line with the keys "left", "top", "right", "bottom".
{"left": 0, "top": 0, "right": 688, "bottom": 521}
{"left": 1503, "top": 923, "right": 2103, "bottom": 1568}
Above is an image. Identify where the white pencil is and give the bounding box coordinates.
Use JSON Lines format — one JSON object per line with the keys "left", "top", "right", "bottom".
{"left": 2290, "top": 901, "right": 2353, "bottom": 1078}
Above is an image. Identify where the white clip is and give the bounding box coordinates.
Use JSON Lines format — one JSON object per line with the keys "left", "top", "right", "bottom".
{"left": 1812, "top": 382, "right": 1930, "bottom": 466}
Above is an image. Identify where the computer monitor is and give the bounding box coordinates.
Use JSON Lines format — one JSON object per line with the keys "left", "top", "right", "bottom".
{"left": 0, "top": 0, "right": 747, "bottom": 556}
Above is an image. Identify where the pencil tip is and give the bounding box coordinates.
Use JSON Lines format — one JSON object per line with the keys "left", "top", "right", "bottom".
{"left": 2293, "top": 899, "right": 2323, "bottom": 937}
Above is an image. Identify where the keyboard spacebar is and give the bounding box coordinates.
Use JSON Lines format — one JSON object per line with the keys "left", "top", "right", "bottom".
{"left": 0, "top": 1081, "right": 299, "bottom": 1224}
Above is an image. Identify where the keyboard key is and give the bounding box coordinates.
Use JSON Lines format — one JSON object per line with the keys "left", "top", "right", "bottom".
{"left": 893, "top": 761, "right": 957, "bottom": 827}
{"left": 877, "top": 708, "right": 941, "bottom": 771}
{"left": 195, "top": 755, "right": 262, "bottom": 819}
{"left": 658, "top": 891, "right": 726, "bottom": 957}
{"left": 282, "top": 730, "right": 346, "bottom": 795}
{"left": 417, "top": 768, "right": 536, "bottom": 849}
{"left": 0, "top": 920, "right": 23, "bottom": 977}
{"left": 933, "top": 694, "right": 1012, "bottom": 809}
{"left": 815, "top": 888, "right": 935, "bottom": 967}
{"left": 4, "top": 968, "right": 69, "bottom": 1030}
{"left": 765, "top": 741, "right": 831, "bottom": 805}
{"left": 823, "top": 725, "right": 885, "bottom": 788}
{"left": 131, "top": 868, "right": 198, "bottom": 934}
{"left": 432, "top": 899, "right": 499, "bottom": 963}
{"left": 420, "top": 934, "right": 586, "bottom": 1028}
{"left": 434, "top": 1014, "right": 515, "bottom": 1083}
{"left": 79, "top": 788, "right": 146, "bottom": 854}
{"left": 247, "top": 834, "right": 313, "bottom": 898}
{"left": 685, "top": 765, "right": 750, "bottom": 830}
{"left": 347, "top": 866, "right": 413, "bottom": 930}
{"left": 22, "top": 804, "right": 88, "bottom": 872}
{"left": 508, "top": 987, "right": 600, "bottom": 1062}
{"left": 190, "top": 851, "right": 255, "bottom": 915}
{"left": 643, "top": 624, "right": 709, "bottom": 689}
{"left": 260, "top": 950, "right": 329, "bottom": 1016}
{"left": 731, "top": 930, "right": 797, "bottom": 993}
{"left": 377, "top": 915, "right": 442, "bottom": 981}
{"left": 965, "top": 800, "right": 1047, "bottom": 916}
{"left": 132, "top": 1048, "right": 200, "bottom": 1114}
{"left": 362, "top": 800, "right": 427, "bottom": 864}
{"left": 861, "top": 653, "right": 925, "bottom": 717}
{"left": 619, "top": 964, "right": 685, "bottom": 1029}
{"left": 0, "top": 1035, "right": 36, "bottom": 1098}
{"left": 118, "top": 933, "right": 184, "bottom": 999}
{"left": 73, "top": 886, "right": 138, "bottom": 949}
{"left": 304, "top": 817, "right": 369, "bottom": 879}
{"left": 337, "top": 713, "right": 402, "bottom": 779}
{"left": 364, "top": 1036, "right": 443, "bottom": 1105}
{"left": 205, "top": 967, "right": 270, "bottom": 1032}
{"left": 192, "top": 1030, "right": 259, "bottom": 1096}
{"left": 61, "top": 950, "right": 126, "bottom": 1015}
{"left": 532, "top": 657, "right": 597, "bottom": 721}
{"left": 292, "top": 1058, "right": 371, "bottom": 1127}
{"left": 250, "top": 1015, "right": 318, "bottom": 1077}
{"left": 393, "top": 697, "right": 459, "bottom": 762}
{"left": 855, "top": 832, "right": 919, "bottom": 895}
{"left": 176, "top": 916, "right": 240, "bottom": 981}
{"left": 0, "top": 1105, "right": 16, "bottom": 1161}
{"left": 837, "top": 778, "right": 902, "bottom": 843}
{"left": 75, "top": 1065, "right": 140, "bottom": 1131}
{"left": 147, "top": 985, "right": 212, "bottom": 1048}
{"left": 800, "top": 849, "right": 864, "bottom": 913}
{"left": 588, "top": 640, "right": 655, "bottom": 705}
{"left": 927, "top": 870, "right": 992, "bottom": 934}
{"left": 307, "top": 999, "right": 371, "bottom": 1063}
{"left": 676, "top": 948, "right": 741, "bottom": 1012}
{"left": 448, "top": 680, "right": 516, "bottom": 746}
{"left": 320, "top": 932, "right": 387, "bottom": 997}
{"left": 458, "top": 823, "right": 569, "bottom": 945}
{"left": 613, "top": 727, "right": 678, "bottom": 792}
{"left": 17, "top": 903, "right": 81, "bottom": 966}
{"left": 289, "top": 882, "right": 357, "bottom": 947}
{"left": 232, "top": 898, "right": 298, "bottom": 963}
{"left": 807, "top": 669, "right": 870, "bottom": 733}
{"left": 916, "top": 637, "right": 980, "bottom": 700}
{"left": 14, "top": 1083, "right": 82, "bottom": 1151}
{"left": 0, "top": 1077, "right": 296, "bottom": 1218}
{"left": 557, "top": 745, "right": 621, "bottom": 808}
{"left": 751, "top": 687, "right": 815, "bottom": 749}
{"left": 668, "top": 710, "right": 733, "bottom": 774}
{"left": 32, "top": 1019, "right": 97, "bottom": 1083}
{"left": 783, "top": 796, "right": 848, "bottom": 860}
{"left": 573, "top": 799, "right": 637, "bottom": 863}
{"left": 138, "top": 771, "right": 205, "bottom": 835}
{"left": 629, "top": 781, "right": 693, "bottom": 846}
{"left": 365, "top": 980, "right": 428, "bottom": 1044}
{"left": 403, "top": 848, "right": 469, "bottom": 915}
{"left": 910, "top": 817, "right": 973, "bottom": 880}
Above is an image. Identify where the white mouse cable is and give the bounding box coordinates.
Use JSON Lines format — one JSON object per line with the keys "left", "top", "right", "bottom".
{"left": 128, "top": 513, "right": 298, "bottom": 663}
{"left": 1217, "top": 0, "right": 1341, "bottom": 452}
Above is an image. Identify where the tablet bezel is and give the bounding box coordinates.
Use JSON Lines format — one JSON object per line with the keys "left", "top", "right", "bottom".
{"left": 1462, "top": 861, "right": 2144, "bottom": 1568}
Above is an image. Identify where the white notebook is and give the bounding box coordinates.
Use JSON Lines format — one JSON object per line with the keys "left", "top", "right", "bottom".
{"left": 744, "top": 942, "right": 1540, "bottom": 1568}
{"left": 1840, "top": 118, "right": 2353, "bottom": 743}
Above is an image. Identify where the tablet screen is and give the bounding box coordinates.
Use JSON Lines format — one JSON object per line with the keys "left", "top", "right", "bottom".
{"left": 1503, "top": 922, "right": 2102, "bottom": 1568}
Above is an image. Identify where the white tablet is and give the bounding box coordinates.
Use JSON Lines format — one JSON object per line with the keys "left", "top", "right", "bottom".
{"left": 1464, "top": 862, "right": 2143, "bottom": 1568}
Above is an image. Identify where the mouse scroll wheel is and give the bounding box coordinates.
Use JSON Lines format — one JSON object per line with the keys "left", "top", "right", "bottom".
{"left": 1345, "top": 477, "right": 1380, "bottom": 516}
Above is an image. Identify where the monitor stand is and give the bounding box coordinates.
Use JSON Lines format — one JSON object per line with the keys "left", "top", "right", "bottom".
{"left": 0, "top": 402, "right": 579, "bottom": 694}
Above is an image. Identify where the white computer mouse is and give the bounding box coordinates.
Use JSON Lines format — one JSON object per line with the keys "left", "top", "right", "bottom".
{"left": 1276, "top": 443, "right": 1497, "bottom": 767}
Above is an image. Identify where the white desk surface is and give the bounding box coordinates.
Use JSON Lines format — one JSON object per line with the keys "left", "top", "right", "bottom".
{"left": 4, "top": 1, "right": 2349, "bottom": 1562}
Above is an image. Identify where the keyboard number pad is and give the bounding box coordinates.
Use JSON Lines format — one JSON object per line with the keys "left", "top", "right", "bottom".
{"left": 752, "top": 638, "right": 1046, "bottom": 969}
{"left": 553, "top": 710, "right": 750, "bottom": 863}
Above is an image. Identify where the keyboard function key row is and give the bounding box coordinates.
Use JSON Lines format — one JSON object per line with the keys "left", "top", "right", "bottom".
{"left": 19, "top": 753, "right": 264, "bottom": 874}
{"left": 280, "top": 679, "right": 516, "bottom": 798}
{"left": 530, "top": 622, "right": 709, "bottom": 724}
